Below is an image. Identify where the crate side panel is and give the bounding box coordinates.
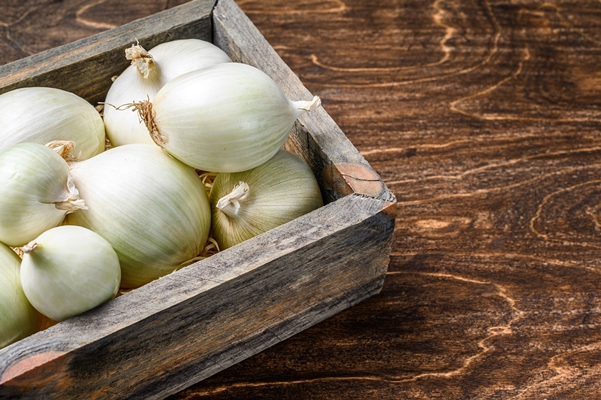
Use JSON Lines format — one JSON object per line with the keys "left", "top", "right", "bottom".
{"left": 0, "top": 195, "right": 394, "bottom": 399}
{"left": 0, "top": 0, "right": 215, "bottom": 104}
{"left": 212, "top": 0, "right": 395, "bottom": 203}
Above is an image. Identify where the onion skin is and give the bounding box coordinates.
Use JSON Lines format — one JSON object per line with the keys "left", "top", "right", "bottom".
{"left": 0, "top": 87, "right": 105, "bottom": 160}
{"left": 0, "top": 142, "right": 86, "bottom": 247}
{"left": 209, "top": 150, "right": 324, "bottom": 250}
{"left": 67, "top": 144, "right": 212, "bottom": 288}
{"left": 143, "top": 38, "right": 232, "bottom": 83}
{"left": 144, "top": 62, "right": 321, "bottom": 173}
{"left": 20, "top": 225, "right": 121, "bottom": 322}
{"left": 0, "top": 242, "right": 40, "bottom": 349}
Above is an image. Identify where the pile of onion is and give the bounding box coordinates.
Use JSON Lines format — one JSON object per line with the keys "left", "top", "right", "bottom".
{"left": 0, "top": 37, "right": 324, "bottom": 348}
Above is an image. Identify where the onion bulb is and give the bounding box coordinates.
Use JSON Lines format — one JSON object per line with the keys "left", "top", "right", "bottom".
{"left": 0, "top": 142, "right": 87, "bottom": 247}
{"left": 66, "top": 144, "right": 211, "bottom": 288}
{"left": 20, "top": 225, "right": 121, "bottom": 322}
{"left": 134, "top": 62, "right": 321, "bottom": 173}
{"left": 0, "top": 242, "right": 40, "bottom": 349}
{"left": 209, "top": 150, "right": 324, "bottom": 250}
{"left": 103, "top": 39, "right": 232, "bottom": 147}
{"left": 0, "top": 87, "right": 105, "bottom": 160}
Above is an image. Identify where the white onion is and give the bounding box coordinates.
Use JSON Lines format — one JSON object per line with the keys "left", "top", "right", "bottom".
{"left": 66, "top": 144, "right": 212, "bottom": 288}
{"left": 135, "top": 62, "right": 321, "bottom": 173}
{"left": 0, "top": 87, "right": 105, "bottom": 160}
{"left": 0, "top": 142, "right": 87, "bottom": 247}
{"left": 103, "top": 39, "right": 232, "bottom": 147}
{"left": 20, "top": 225, "right": 121, "bottom": 322}
{"left": 0, "top": 242, "right": 40, "bottom": 349}
{"left": 209, "top": 149, "right": 323, "bottom": 249}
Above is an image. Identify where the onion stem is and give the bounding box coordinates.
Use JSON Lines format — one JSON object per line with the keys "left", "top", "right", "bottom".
{"left": 46, "top": 140, "right": 79, "bottom": 161}
{"left": 54, "top": 198, "right": 87, "bottom": 212}
{"left": 216, "top": 181, "right": 250, "bottom": 218}
{"left": 125, "top": 42, "right": 155, "bottom": 79}
{"left": 293, "top": 95, "right": 321, "bottom": 112}
{"left": 103, "top": 99, "right": 164, "bottom": 146}
{"left": 21, "top": 241, "right": 37, "bottom": 254}
{"left": 54, "top": 175, "right": 87, "bottom": 212}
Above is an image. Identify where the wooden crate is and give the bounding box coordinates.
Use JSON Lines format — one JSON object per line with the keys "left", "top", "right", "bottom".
{"left": 0, "top": 0, "right": 396, "bottom": 398}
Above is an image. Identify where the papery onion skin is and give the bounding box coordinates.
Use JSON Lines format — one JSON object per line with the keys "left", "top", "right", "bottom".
{"left": 145, "top": 62, "right": 321, "bottom": 173}
{"left": 209, "top": 149, "right": 324, "bottom": 250}
{"left": 147, "top": 38, "right": 232, "bottom": 83}
{"left": 103, "top": 39, "right": 232, "bottom": 147}
{"left": 0, "top": 242, "right": 40, "bottom": 349}
{"left": 20, "top": 225, "right": 121, "bottom": 322}
{"left": 66, "top": 144, "right": 212, "bottom": 288}
{"left": 0, "top": 143, "right": 86, "bottom": 247}
{"left": 0, "top": 87, "right": 105, "bottom": 160}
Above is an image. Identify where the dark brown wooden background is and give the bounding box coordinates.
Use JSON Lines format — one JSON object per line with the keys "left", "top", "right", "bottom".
{"left": 2, "top": 1, "right": 601, "bottom": 398}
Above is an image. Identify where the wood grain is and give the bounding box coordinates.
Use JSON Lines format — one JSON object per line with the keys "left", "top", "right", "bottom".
{"left": 1, "top": 0, "right": 601, "bottom": 399}
{"left": 178, "top": 1, "right": 601, "bottom": 399}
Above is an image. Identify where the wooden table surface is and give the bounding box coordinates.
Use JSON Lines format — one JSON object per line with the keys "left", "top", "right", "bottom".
{"left": 2, "top": 1, "right": 601, "bottom": 398}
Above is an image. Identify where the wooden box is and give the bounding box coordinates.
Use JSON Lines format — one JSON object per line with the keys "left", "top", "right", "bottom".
{"left": 0, "top": 0, "right": 396, "bottom": 398}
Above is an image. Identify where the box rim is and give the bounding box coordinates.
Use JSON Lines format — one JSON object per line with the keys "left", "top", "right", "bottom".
{"left": 0, "top": 0, "right": 396, "bottom": 396}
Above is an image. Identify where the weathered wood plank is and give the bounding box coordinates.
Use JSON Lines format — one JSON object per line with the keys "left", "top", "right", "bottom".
{"left": 0, "top": 194, "right": 394, "bottom": 399}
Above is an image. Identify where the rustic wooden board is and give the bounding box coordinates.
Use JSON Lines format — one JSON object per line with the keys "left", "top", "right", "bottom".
{"left": 0, "top": 195, "right": 394, "bottom": 399}
{"left": 0, "top": 0, "right": 395, "bottom": 398}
